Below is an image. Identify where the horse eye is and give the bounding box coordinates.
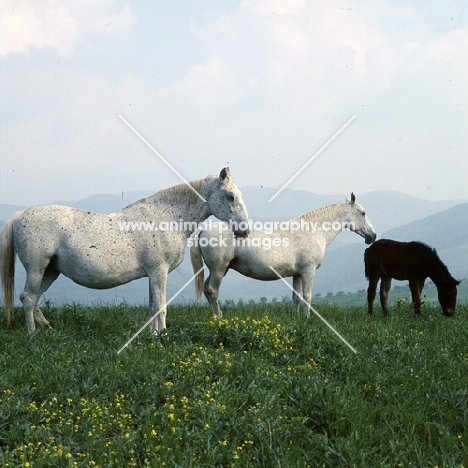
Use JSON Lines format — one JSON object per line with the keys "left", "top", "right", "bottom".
{"left": 226, "top": 193, "right": 235, "bottom": 202}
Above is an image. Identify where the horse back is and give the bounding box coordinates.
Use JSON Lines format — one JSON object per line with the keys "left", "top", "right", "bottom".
{"left": 12, "top": 205, "right": 128, "bottom": 264}
{"left": 365, "top": 238, "right": 433, "bottom": 281}
{"left": 13, "top": 206, "right": 76, "bottom": 254}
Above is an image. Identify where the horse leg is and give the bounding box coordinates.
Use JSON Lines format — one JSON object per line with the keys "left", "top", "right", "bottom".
{"left": 300, "top": 273, "right": 314, "bottom": 319}
{"left": 379, "top": 276, "right": 392, "bottom": 317}
{"left": 418, "top": 278, "right": 426, "bottom": 300}
{"left": 20, "top": 269, "right": 46, "bottom": 334}
{"left": 148, "top": 270, "right": 168, "bottom": 334}
{"left": 409, "top": 279, "right": 422, "bottom": 315}
{"left": 204, "top": 270, "right": 224, "bottom": 319}
{"left": 292, "top": 275, "right": 303, "bottom": 314}
{"left": 367, "top": 276, "right": 379, "bottom": 315}
{"left": 34, "top": 266, "right": 60, "bottom": 328}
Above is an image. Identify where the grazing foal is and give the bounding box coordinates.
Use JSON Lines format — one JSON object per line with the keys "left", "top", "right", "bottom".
{"left": 365, "top": 239, "right": 460, "bottom": 316}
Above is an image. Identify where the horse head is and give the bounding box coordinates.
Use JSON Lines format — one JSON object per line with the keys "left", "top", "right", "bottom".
{"left": 206, "top": 167, "right": 250, "bottom": 238}
{"left": 438, "top": 278, "right": 461, "bottom": 317}
{"left": 347, "top": 193, "right": 377, "bottom": 245}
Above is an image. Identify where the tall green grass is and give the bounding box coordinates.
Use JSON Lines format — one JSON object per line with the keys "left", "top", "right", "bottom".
{"left": 1, "top": 301, "right": 467, "bottom": 467}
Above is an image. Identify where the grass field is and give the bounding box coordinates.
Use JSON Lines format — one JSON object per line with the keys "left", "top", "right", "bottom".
{"left": 1, "top": 300, "right": 467, "bottom": 467}
{"left": 314, "top": 279, "right": 468, "bottom": 307}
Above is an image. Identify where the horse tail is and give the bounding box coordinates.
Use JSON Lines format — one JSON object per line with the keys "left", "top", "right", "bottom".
{"left": 190, "top": 226, "right": 205, "bottom": 301}
{"left": 364, "top": 248, "right": 370, "bottom": 279}
{"left": 364, "top": 239, "right": 385, "bottom": 280}
{"left": 0, "top": 211, "right": 22, "bottom": 326}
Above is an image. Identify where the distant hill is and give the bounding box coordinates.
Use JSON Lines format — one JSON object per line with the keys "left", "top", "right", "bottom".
{"left": 241, "top": 187, "right": 463, "bottom": 233}
{"left": 383, "top": 202, "right": 468, "bottom": 250}
{"left": 237, "top": 188, "right": 465, "bottom": 251}
{"left": 2, "top": 187, "right": 463, "bottom": 255}
{"left": 0, "top": 204, "right": 30, "bottom": 221}
{"left": 0, "top": 189, "right": 466, "bottom": 306}
{"left": 0, "top": 192, "right": 151, "bottom": 222}
{"left": 1, "top": 187, "right": 463, "bottom": 230}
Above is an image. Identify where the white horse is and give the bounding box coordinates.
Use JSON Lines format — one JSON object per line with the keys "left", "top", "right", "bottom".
{"left": 0, "top": 168, "right": 249, "bottom": 334}
{"left": 190, "top": 193, "right": 376, "bottom": 317}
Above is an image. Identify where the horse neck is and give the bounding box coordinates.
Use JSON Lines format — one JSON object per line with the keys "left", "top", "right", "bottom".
{"left": 181, "top": 198, "right": 211, "bottom": 227}
{"left": 123, "top": 184, "right": 211, "bottom": 237}
{"left": 152, "top": 192, "right": 210, "bottom": 231}
{"left": 428, "top": 262, "right": 453, "bottom": 287}
{"left": 297, "top": 203, "right": 345, "bottom": 247}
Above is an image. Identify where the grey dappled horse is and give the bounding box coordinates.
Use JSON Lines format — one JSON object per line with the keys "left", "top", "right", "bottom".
{"left": 0, "top": 168, "right": 249, "bottom": 334}
{"left": 191, "top": 193, "right": 376, "bottom": 317}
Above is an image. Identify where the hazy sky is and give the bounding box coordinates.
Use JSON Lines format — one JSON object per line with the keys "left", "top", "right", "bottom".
{"left": 1, "top": 0, "right": 467, "bottom": 207}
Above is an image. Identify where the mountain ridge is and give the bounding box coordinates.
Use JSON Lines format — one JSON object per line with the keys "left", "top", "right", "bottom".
{"left": 1, "top": 188, "right": 466, "bottom": 305}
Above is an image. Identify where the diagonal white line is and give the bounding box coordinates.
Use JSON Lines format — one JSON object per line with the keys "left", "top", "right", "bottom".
{"left": 117, "top": 266, "right": 206, "bottom": 354}
{"left": 118, "top": 114, "right": 207, "bottom": 202}
{"left": 268, "top": 266, "right": 357, "bottom": 354}
{"left": 268, "top": 115, "right": 356, "bottom": 203}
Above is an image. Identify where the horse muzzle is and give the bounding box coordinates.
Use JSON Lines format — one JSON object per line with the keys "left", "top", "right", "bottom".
{"left": 234, "top": 228, "right": 250, "bottom": 239}
{"left": 365, "top": 233, "right": 377, "bottom": 245}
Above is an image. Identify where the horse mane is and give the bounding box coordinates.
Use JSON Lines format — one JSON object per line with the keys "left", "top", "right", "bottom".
{"left": 414, "top": 241, "right": 441, "bottom": 262}
{"left": 413, "top": 241, "right": 454, "bottom": 279}
{"left": 126, "top": 178, "right": 207, "bottom": 209}
{"left": 157, "top": 178, "right": 207, "bottom": 205}
{"left": 294, "top": 203, "right": 341, "bottom": 223}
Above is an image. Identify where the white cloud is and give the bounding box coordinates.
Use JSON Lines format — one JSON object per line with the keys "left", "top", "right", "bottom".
{"left": 0, "top": 67, "right": 152, "bottom": 203}
{"left": 0, "top": 1, "right": 77, "bottom": 56}
{"left": 95, "top": 2, "right": 136, "bottom": 38}
{"left": 0, "top": 0, "right": 136, "bottom": 57}
{"left": 184, "top": 0, "right": 467, "bottom": 197}
{"left": 192, "top": 1, "right": 411, "bottom": 93}
{"left": 263, "top": 15, "right": 310, "bottom": 68}
{"left": 248, "top": 0, "right": 306, "bottom": 16}
{"left": 423, "top": 28, "right": 468, "bottom": 64}
{"left": 159, "top": 56, "right": 240, "bottom": 108}
{"left": 1, "top": 1, "right": 467, "bottom": 205}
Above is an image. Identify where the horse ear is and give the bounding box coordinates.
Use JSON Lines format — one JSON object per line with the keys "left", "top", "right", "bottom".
{"left": 351, "top": 192, "right": 356, "bottom": 203}
{"left": 219, "top": 167, "right": 232, "bottom": 182}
